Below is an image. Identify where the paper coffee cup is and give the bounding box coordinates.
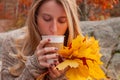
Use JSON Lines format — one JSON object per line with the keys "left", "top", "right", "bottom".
{"left": 42, "top": 35, "right": 64, "bottom": 64}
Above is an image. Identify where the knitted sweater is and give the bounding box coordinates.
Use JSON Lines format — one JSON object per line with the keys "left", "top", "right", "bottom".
{"left": 1, "top": 37, "right": 67, "bottom": 80}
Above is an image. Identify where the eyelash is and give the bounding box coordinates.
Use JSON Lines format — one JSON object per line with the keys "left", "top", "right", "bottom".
{"left": 58, "top": 19, "right": 66, "bottom": 23}
{"left": 44, "top": 17, "right": 52, "bottom": 21}
{"left": 43, "top": 17, "right": 66, "bottom": 23}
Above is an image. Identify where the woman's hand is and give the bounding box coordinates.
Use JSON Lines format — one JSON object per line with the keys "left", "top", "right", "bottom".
{"left": 48, "top": 56, "right": 68, "bottom": 80}
{"left": 48, "top": 63, "right": 65, "bottom": 79}
{"left": 35, "top": 39, "right": 67, "bottom": 79}
{"left": 35, "top": 39, "right": 59, "bottom": 68}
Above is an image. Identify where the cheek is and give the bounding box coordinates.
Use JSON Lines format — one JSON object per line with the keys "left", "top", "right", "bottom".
{"left": 37, "top": 20, "right": 49, "bottom": 34}
{"left": 58, "top": 25, "right": 68, "bottom": 35}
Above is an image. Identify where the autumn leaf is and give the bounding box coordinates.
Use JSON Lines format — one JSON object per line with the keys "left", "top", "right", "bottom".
{"left": 57, "top": 59, "right": 79, "bottom": 70}
{"left": 57, "top": 35, "right": 106, "bottom": 80}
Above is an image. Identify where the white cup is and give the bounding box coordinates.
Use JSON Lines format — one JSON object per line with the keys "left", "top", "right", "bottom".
{"left": 42, "top": 35, "right": 64, "bottom": 64}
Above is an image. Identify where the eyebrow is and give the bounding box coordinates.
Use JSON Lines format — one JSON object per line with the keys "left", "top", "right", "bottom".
{"left": 41, "top": 13, "right": 67, "bottom": 18}
{"left": 40, "top": 13, "right": 50, "bottom": 17}
{"left": 59, "top": 16, "right": 67, "bottom": 18}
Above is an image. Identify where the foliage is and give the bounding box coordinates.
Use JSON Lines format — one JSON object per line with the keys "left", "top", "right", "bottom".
{"left": 87, "top": 0, "right": 119, "bottom": 9}
{"left": 18, "top": 0, "right": 33, "bottom": 17}
{"left": 0, "top": 2, "right": 12, "bottom": 19}
{"left": 0, "top": 0, "right": 33, "bottom": 32}
{"left": 16, "top": 0, "right": 120, "bottom": 21}
{"left": 13, "top": 0, "right": 33, "bottom": 28}
{"left": 56, "top": 35, "right": 106, "bottom": 80}
{"left": 77, "top": 0, "right": 120, "bottom": 20}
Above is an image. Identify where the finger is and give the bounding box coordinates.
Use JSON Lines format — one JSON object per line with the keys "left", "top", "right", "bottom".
{"left": 48, "top": 68, "right": 57, "bottom": 79}
{"left": 36, "top": 47, "right": 58, "bottom": 56}
{"left": 38, "top": 55, "right": 47, "bottom": 62}
{"left": 54, "top": 60, "right": 59, "bottom": 66}
{"left": 38, "top": 61, "right": 50, "bottom": 68}
{"left": 37, "top": 39, "right": 50, "bottom": 49}
{"left": 38, "top": 54, "right": 58, "bottom": 61}
{"left": 49, "top": 65, "right": 61, "bottom": 77}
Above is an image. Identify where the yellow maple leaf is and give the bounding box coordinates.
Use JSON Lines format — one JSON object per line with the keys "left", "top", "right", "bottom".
{"left": 57, "top": 35, "right": 106, "bottom": 80}
{"left": 87, "top": 60, "right": 106, "bottom": 79}
{"left": 56, "top": 59, "right": 79, "bottom": 70}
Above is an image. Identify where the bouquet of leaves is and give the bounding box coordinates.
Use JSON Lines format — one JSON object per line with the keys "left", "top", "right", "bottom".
{"left": 56, "top": 35, "right": 106, "bottom": 80}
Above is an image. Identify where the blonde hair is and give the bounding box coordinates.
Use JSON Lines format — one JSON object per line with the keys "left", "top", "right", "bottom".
{"left": 9, "top": 0, "right": 82, "bottom": 76}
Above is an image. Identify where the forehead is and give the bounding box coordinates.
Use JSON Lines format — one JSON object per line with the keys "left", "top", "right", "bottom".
{"left": 38, "top": 0, "right": 66, "bottom": 16}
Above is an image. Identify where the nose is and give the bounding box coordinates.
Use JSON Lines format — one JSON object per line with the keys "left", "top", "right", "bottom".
{"left": 50, "top": 20, "right": 57, "bottom": 35}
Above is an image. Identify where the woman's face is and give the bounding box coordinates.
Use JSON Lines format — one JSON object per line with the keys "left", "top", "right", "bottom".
{"left": 37, "top": 0, "right": 68, "bottom": 35}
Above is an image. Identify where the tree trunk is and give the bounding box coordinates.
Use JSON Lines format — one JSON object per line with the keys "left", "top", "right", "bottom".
{"left": 79, "top": 0, "right": 88, "bottom": 21}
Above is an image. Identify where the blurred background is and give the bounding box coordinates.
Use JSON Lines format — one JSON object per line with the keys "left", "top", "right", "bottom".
{"left": 0, "top": 0, "right": 120, "bottom": 32}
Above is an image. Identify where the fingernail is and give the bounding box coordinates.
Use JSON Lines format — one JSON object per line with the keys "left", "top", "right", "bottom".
{"left": 50, "top": 64, "right": 53, "bottom": 66}
{"left": 56, "top": 54, "right": 59, "bottom": 57}
{"left": 55, "top": 48, "right": 58, "bottom": 50}
{"left": 54, "top": 60, "right": 57, "bottom": 63}
{"left": 56, "top": 68, "right": 59, "bottom": 70}
{"left": 48, "top": 39, "right": 51, "bottom": 41}
{"left": 58, "top": 55, "right": 63, "bottom": 63}
{"left": 54, "top": 64, "right": 57, "bottom": 66}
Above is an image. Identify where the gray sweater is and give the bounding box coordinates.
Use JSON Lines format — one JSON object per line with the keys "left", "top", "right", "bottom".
{"left": 1, "top": 37, "right": 67, "bottom": 80}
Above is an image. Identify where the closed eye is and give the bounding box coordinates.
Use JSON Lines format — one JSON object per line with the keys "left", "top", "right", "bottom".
{"left": 58, "top": 17, "right": 67, "bottom": 23}
{"left": 43, "top": 14, "right": 52, "bottom": 22}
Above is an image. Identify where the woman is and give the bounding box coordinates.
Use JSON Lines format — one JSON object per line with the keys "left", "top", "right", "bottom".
{"left": 1, "top": 0, "right": 82, "bottom": 80}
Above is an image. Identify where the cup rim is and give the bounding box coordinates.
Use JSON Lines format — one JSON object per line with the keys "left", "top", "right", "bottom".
{"left": 42, "top": 35, "right": 64, "bottom": 43}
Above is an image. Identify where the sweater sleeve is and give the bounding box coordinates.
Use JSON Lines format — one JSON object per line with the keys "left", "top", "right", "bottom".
{"left": 1, "top": 37, "right": 47, "bottom": 80}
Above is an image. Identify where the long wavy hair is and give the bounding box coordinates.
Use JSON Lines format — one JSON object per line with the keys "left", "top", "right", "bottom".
{"left": 23, "top": 0, "right": 82, "bottom": 55}
{"left": 9, "top": 0, "right": 82, "bottom": 76}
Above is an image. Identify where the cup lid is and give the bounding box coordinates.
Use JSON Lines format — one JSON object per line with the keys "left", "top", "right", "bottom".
{"left": 42, "top": 35, "right": 64, "bottom": 43}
